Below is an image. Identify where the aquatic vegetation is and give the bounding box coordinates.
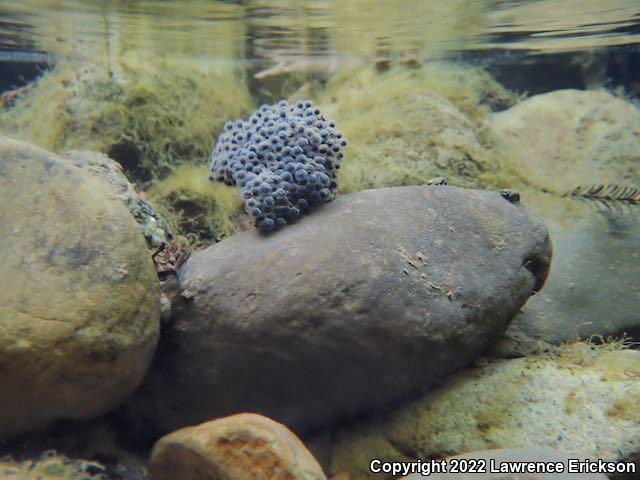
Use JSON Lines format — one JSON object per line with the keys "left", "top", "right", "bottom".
{"left": 0, "top": 451, "right": 107, "bottom": 480}
{"left": 0, "top": 60, "right": 253, "bottom": 186}
{"left": 209, "top": 99, "right": 347, "bottom": 231}
{"left": 147, "top": 164, "right": 245, "bottom": 245}
{"left": 567, "top": 183, "right": 640, "bottom": 212}
{"left": 0, "top": 449, "right": 148, "bottom": 480}
{"left": 315, "top": 63, "right": 519, "bottom": 193}
{"left": 320, "top": 62, "right": 519, "bottom": 126}
{"left": 554, "top": 337, "right": 638, "bottom": 367}
{"left": 0, "top": 81, "right": 36, "bottom": 108}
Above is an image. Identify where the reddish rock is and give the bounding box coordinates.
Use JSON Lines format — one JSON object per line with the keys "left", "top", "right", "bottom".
{"left": 150, "top": 413, "right": 327, "bottom": 480}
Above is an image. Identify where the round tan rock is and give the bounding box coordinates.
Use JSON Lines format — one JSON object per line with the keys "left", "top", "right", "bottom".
{"left": 0, "top": 136, "right": 160, "bottom": 439}
{"left": 489, "top": 89, "right": 640, "bottom": 193}
{"left": 150, "top": 413, "right": 327, "bottom": 480}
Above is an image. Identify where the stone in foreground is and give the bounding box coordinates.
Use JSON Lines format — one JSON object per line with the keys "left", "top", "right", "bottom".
{"left": 150, "top": 413, "right": 327, "bottom": 480}
{"left": 0, "top": 136, "right": 160, "bottom": 439}
{"left": 329, "top": 346, "right": 640, "bottom": 479}
{"left": 127, "top": 185, "right": 551, "bottom": 435}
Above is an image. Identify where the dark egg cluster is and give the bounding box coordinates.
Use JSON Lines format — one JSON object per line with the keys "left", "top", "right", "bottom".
{"left": 209, "top": 99, "right": 347, "bottom": 231}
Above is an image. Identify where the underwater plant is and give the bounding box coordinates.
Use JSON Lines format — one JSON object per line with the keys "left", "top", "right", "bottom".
{"left": 567, "top": 184, "right": 640, "bottom": 212}
{"left": 0, "top": 60, "right": 253, "bottom": 186}
{"left": 0, "top": 451, "right": 108, "bottom": 480}
{"left": 148, "top": 164, "right": 245, "bottom": 245}
{"left": 314, "top": 64, "right": 519, "bottom": 193}
{"left": 209, "top": 99, "right": 347, "bottom": 231}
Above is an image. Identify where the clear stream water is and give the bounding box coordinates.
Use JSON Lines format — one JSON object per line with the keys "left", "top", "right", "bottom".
{"left": 1, "top": 0, "right": 639, "bottom": 64}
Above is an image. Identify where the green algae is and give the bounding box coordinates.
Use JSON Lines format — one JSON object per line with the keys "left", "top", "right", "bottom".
{"left": 0, "top": 60, "right": 253, "bottom": 186}
{"left": 0, "top": 59, "right": 524, "bottom": 244}
{"left": 0, "top": 452, "right": 110, "bottom": 480}
{"left": 315, "top": 63, "right": 520, "bottom": 194}
{"left": 147, "top": 164, "right": 245, "bottom": 245}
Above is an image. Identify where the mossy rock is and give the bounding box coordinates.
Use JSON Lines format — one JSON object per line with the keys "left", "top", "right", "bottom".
{"left": 0, "top": 136, "right": 160, "bottom": 439}
{"left": 488, "top": 89, "right": 640, "bottom": 194}
{"left": 0, "top": 60, "right": 253, "bottom": 186}
{"left": 147, "top": 164, "right": 245, "bottom": 244}
{"left": 327, "top": 345, "right": 640, "bottom": 479}
{"left": 315, "top": 64, "right": 518, "bottom": 193}
{"left": 0, "top": 453, "right": 107, "bottom": 480}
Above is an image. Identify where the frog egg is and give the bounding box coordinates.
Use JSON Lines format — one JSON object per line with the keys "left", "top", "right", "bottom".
{"left": 260, "top": 217, "right": 275, "bottom": 230}
{"left": 250, "top": 207, "right": 262, "bottom": 217}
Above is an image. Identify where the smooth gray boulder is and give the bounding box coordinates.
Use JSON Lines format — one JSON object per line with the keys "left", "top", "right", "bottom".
{"left": 126, "top": 185, "right": 551, "bottom": 435}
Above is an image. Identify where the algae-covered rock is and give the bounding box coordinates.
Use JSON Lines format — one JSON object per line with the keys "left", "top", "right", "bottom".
{"left": 150, "top": 413, "right": 327, "bottom": 480}
{"left": 488, "top": 89, "right": 640, "bottom": 194}
{"left": 317, "top": 65, "right": 518, "bottom": 193}
{"left": 147, "top": 164, "right": 245, "bottom": 244}
{"left": 66, "top": 150, "right": 173, "bottom": 248}
{"left": 1, "top": 449, "right": 150, "bottom": 479}
{"left": 0, "top": 452, "right": 108, "bottom": 480}
{"left": 0, "top": 60, "right": 253, "bottom": 185}
{"left": 125, "top": 185, "right": 551, "bottom": 436}
{"left": 328, "top": 345, "right": 640, "bottom": 479}
{"left": 0, "top": 136, "right": 160, "bottom": 439}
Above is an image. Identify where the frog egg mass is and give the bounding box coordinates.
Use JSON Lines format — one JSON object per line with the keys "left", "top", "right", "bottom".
{"left": 209, "top": 99, "right": 347, "bottom": 231}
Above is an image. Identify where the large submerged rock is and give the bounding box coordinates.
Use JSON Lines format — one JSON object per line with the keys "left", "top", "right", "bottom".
{"left": 127, "top": 185, "right": 551, "bottom": 435}
{"left": 0, "top": 136, "right": 160, "bottom": 439}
